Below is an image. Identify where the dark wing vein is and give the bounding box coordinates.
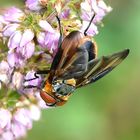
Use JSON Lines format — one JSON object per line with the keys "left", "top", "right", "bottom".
{"left": 76, "top": 49, "right": 129, "bottom": 88}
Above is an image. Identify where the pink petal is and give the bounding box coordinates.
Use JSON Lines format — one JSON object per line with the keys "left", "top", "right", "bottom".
{"left": 23, "top": 41, "right": 35, "bottom": 58}
{"left": 24, "top": 70, "right": 42, "bottom": 87}
{"left": 0, "top": 61, "right": 10, "bottom": 71}
{"left": 39, "top": 20, "right": 54, "bottom": 33}
{"left": 8, "top": 31, "right": 22, "bottom": 49}
{"left": 81, "top": 0, "right": 92, "bottom": 12}
{"left": 81, "top": 10, "right": 93, "bottom": 21}
{"left": 11, "top": 122, "right": 27, "bottom": 139}
{"left": 37, "top": 32, "right": 46, "bottom": 47}
{"left": 20, "top": 29, "right": 34, "bottom": 47}
{"left": 4, "top": 7, "right": 24, "bottom": 22}
{"left": 90, "top": 0, "right": 99, "bottom": 13}
{"left": 29, "top": 105, "right": 41, "bottom": 121}
{"left": 26, "top": 0, "right": 43, "bottom": 11}
{"left": 0, "top": 109, "right": 11, "bottom": 129}
{"left": 7, "top": 52, "right": 16, "bottom": 67}
{"left": 13, "top": 108, "right": 32, "bottom": 130}
{"left": 44, "top": 32, "right": 59, "bottom": 53}
{"left": 81, "top": 21, "right": 98, "bottom": 36}
{"left": 0, "top": 15, "right": 8, "bottom": 24}
{"left": 60, "top": 9, "right": 70, "bottom": 19}
{"left": 1, "top": 131, "right": 14, "bottom": 140}
{"left": 97, "top": 0, "right": 112, "bottom": 13}
{"left": 12, "top": 72, "right": 24, "bottom": 89}
{"left": 3, "top": 24, "right": 19, "bottom": 37}
{"left": 0, "top": 15, "right": 9, "bottom": 30}
{"left": 0, "top": 61, "right": 11, "bottom": 84}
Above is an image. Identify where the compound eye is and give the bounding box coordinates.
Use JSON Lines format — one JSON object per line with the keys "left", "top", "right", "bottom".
{"left": 40, "top": 91, "right": 56, "bottom": 104}
{"left": 52, "top": 82, "right": 61, "bottom": 92}
{"left": 52, "top": 81, "right": 57, "bottom": 85}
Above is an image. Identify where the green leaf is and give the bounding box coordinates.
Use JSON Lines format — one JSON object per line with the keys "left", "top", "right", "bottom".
{"left": 6, "top": 90, "right": 21, "bottom": 108}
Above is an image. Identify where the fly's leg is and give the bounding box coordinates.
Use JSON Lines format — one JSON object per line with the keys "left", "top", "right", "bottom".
{"left": 84, "top": 13, "right": 96, "bottom": 36}
{"left": 56, "top": 15, "right": 63, "bottom": 48}
{"left": 24, "top": 70, "right": 50, "bottom": 82}
{"left": 23, "top": 85, "right": 41, "bottom": 89}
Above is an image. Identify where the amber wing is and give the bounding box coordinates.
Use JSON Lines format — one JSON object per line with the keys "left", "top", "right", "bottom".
{"left": 49, "top": 31, "right": 97, "bottom": 80}
{"left": 76, "top": 49, "right": 129, "bottom": 88}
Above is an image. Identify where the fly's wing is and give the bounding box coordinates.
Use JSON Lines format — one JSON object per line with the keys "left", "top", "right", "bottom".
{"left": 56, "top": 45, "right": 89, "bottom": 79}
{"left": 50, "top": 47, "right": 63, "bottom": 71}
{"left": 76, "top": 49, "right": 129, "bottom": 88}
{"left": 49, "top": 31, "right": 96, "bottom": 80}
{"left": 50, "top": 31, "right": 86, "bottom": 71}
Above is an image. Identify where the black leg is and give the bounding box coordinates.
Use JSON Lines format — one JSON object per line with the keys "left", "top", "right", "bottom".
{"left": 24, "top": 70, "right": 50, "bottom": 82}
{"left": 84, "top": 13, "right": 96, "bottom": 36}
{"left": 23, "top": 85, "right": 41, "bottom": 90}
{"left": 24, "top": 73, "right": 39, "bottom": 82}
{"left": 56, "top": 15, "right": 63, "bottom": 48}
{"left": 50, "top": 15, "right": 63, "bottom": 70}
{"left": 36, "top": 70, "right": 50, "bottom": 75}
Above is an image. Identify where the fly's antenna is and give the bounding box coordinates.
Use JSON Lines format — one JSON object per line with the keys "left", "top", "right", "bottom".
{"left": 84, "top": 13, "right": 96, "bottom": 36}
{"left": 56, "top": 14, "right": 63, "bottom": 48}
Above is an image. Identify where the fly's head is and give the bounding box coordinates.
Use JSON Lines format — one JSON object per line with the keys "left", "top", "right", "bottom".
{"left": 40, "top": 78, "right": 76, "bottom": 107}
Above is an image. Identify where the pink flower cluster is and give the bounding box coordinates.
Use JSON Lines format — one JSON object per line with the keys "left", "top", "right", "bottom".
{"left": 0, "top": 105, "right": 41, "bottom": 140}
{"left": 80, "top": 0, "right": 112, "bottom": 36}
{"left": 26, "top": 0, "right": 48, "bottom": 11}
{"left": 2, "top": 6, "right": 59, "bottom": 68}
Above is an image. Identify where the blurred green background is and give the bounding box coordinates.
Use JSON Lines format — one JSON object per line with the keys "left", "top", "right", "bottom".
{"left": 0, "top": 0, "right": 140, "bottom": 140}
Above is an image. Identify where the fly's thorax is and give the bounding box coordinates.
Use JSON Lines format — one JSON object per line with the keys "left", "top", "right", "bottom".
{"left": 52, "top": 78, "right": 76, "bottom": 96}
{"left": 40, "top": 78, "right": 76, "bottom": 106}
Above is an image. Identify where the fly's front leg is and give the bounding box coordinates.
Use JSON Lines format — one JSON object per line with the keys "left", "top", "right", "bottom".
{"left": 23, "top": 85, "right": 41, "bottom": 89}
{"left": 56, "top": 15, "right": 62, "bottom": 48}
{"left": 24, "top": 70, "right": 50, "bottom": 82}
{"left": 24, "top": 73, "right": 39, "bottom": 82}
{"left": 23, "top": 70, "right": 50, "bottom": 90}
